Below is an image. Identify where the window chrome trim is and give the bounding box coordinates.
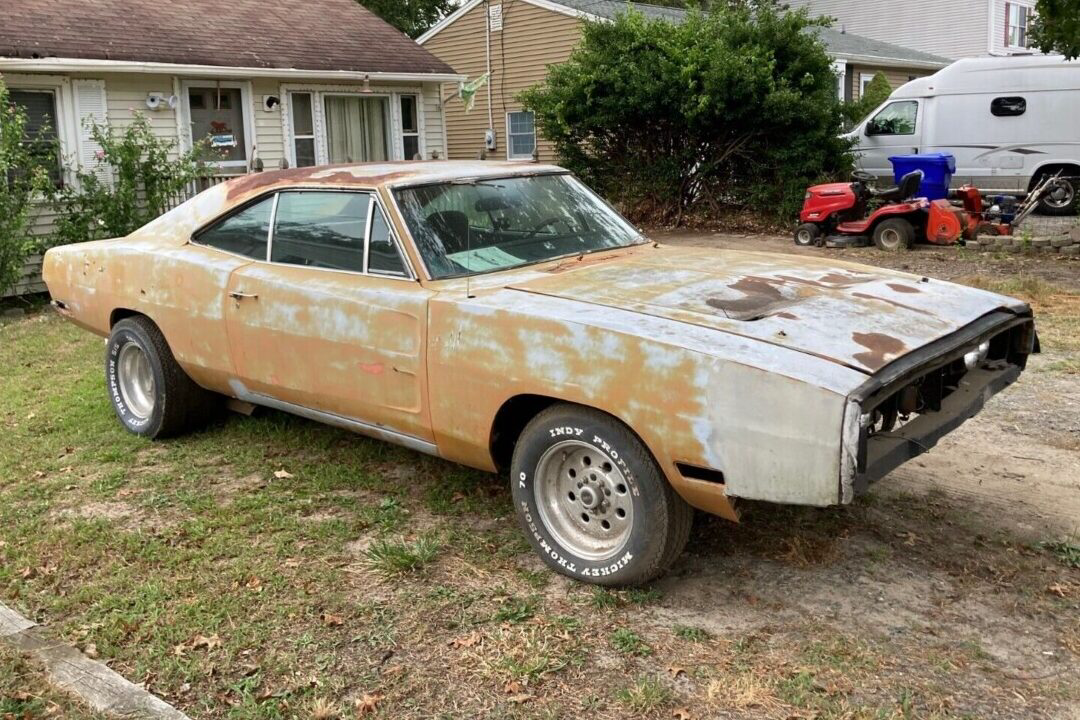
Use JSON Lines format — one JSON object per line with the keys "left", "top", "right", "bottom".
{"left": 264, "top": 192, "right": 280, "bottom": 262}
{"left": 190, "top": 187, "right": 418, "bottom": 282}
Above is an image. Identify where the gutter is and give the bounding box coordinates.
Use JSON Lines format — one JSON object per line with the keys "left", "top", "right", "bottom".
{"left": 0, "top": 57, "right": 465, "bottom": 83}
{"left": 829, "top": 53, "right": 949, "bottom": 70}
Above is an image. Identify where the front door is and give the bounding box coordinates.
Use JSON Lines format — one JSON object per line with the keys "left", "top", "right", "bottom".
{"left": 855, "top": 99, "right": 922, "bottom": 180}
{"left": 224, "top": 190, "right": 434, "bottom": 443}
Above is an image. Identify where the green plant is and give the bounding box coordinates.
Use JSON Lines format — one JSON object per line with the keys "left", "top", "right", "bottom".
{"left": 843, "top": 71, "right": 894, "bottom": 125}
{"left": 0, "top": 79, "right": 54, "bottom": 296}
{"left": 362, "top": 534, "right": 441, "bottom": 576}
{"left": 1038, "top": 538, "right": 1080, "bottom": 568}
{"left": 616, "top": 675, "right": 672, "bottom": 712}
{"left": 493, "top": 596, "right": 538, "bottom": 623}
{"left": 1029, "top": 0, "right": 1080, "bottom": 59}
{"left": 520, "top": 3, "right": 852, "bottom": 224}
{"left": 674, "top": 624, "right": 710, "bottom": 642}
{"left": 610, "top": 627, "right": 651, "bottom": 656}
{"left": 49, "top": 113, "right": 208, "bottom": 247}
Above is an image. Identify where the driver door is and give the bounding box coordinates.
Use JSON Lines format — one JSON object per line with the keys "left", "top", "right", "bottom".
{"left": 224, "top": 190, "right": 435, "bottom": 443}
{"left": 855, "top": 100, "right": 922, "bottom": 180}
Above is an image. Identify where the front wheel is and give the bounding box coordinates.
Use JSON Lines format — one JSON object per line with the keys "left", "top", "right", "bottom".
{"left": 794, "top": 222, "right": 822, "bottom": 247}
{"left": 510, "top": 404, "right": 692, "bottom": 586}
{"left": 873, "top": 218, "right": 915, "bottom": 251}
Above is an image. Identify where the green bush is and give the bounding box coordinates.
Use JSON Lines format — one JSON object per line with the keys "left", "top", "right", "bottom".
{"left": 843, "top": 71, "right": 893, "bottom": 125}
{"left": 49, "top": 113, "right": 209, "bottom": 246}
{"left": 519, "top": 3, "right": 853, "bottom": 224}
{"left": 0, "top": 79, "right": 53, "bottom": 296}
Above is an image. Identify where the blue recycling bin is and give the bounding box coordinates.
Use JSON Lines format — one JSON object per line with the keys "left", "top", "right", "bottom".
{"left": 888, "top": 153, "right": 956, "bottom": 201}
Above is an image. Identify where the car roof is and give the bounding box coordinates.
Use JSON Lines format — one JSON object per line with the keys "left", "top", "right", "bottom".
{"left": 220, "top": 160, "right": 568, "bottom": 199}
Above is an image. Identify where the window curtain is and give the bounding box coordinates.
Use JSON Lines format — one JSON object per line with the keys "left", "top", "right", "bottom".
{"left": 324, "top": 96, "right": 388, "bottom": 163}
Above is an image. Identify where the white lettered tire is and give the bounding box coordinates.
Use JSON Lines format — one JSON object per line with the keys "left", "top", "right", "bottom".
{"left": 511, "top": 404, "right": 692, "bottom": 586}
{"left": 106, "top": 316, "right": 218, "bottom": 438}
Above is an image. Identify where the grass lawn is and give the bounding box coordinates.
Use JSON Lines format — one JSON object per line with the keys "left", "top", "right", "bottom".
{"left": 1, "top": 291, "right": 1078, "bottom": 718}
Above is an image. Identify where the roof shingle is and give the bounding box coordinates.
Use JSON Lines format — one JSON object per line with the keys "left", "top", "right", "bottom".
{"left": 0, "top": 0, "right": 456, "bottom": 75}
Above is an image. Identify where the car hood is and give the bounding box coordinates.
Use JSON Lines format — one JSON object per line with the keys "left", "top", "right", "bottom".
{"left": 506, "top": 246, "right": 1027, "bottom": 375}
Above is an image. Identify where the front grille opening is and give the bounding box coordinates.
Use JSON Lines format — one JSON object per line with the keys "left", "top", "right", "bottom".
{"left": 675, "top": 463, "right": 725, "bottom": 485}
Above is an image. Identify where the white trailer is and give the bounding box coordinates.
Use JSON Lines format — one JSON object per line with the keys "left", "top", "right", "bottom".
{"left": 847, "top": 55, "right": 1080, "bottom": 215}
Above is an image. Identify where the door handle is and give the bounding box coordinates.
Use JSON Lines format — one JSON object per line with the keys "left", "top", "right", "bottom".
{"left": 229, "top": 291, "right": 258, "bottom": 300}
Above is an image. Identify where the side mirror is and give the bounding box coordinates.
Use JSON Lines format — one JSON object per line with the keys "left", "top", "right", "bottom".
{"left": 865, "top": 121, "right": 879, "bottom": 136}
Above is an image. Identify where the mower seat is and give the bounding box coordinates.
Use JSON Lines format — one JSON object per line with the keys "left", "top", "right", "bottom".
{"left": 870, "top": 169, "right": 924, "bottom": 203}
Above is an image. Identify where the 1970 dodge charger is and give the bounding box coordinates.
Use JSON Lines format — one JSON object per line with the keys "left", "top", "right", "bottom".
{"left": 43, "top": 161, "right": 1037, "bottom": 585}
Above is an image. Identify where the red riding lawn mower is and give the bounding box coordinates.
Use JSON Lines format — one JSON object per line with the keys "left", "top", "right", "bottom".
{"left": 794, "top": 168, "right": 1064, "bottom": 251}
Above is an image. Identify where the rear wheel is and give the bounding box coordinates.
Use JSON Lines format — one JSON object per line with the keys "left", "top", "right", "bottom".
{"left": 873, "top": 218, "right": 915, "bottom": 251}
{"left": 510, "top": 404, "right": 692, "bottom": 586}
{"left": 1035, "top": 173, "right": 1077, "bottom": 216}
{"left": 793, "top": 223, "right": 822, "bottom": 247}
{"left": 106, "top": 317, "right": 219, "bottom": 438}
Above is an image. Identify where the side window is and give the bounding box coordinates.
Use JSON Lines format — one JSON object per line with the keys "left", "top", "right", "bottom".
{"left": 867, "top": 101, "right": 918, "bottom": 136}
{"left": 195, "top": 196, "right": 274, "bottom": 259}
{"left": 270, "top": 191, "right": 369, "bottom": 272}
{"left": 367, "top": 207, "right": 408, "bottom": 276}
{"left": 991, "top": 96, "right": 1026, "bottom": 117}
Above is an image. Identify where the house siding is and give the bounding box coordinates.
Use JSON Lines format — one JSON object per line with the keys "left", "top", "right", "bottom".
{"left": 851, "top": 65, "right": 931, "bottom": 101}
{"left": 423, "top": 0, "right": 583, "bottom": 162}
{"left": 2, "top": 70, "right": 448, "bottom": 297}
{"left": 788, "top": 0, "right": 989, "bottom": 59}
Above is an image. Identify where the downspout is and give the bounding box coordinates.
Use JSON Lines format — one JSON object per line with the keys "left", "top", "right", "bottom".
{"left": 486, "top": 0, "right": 494, "bottom": 144}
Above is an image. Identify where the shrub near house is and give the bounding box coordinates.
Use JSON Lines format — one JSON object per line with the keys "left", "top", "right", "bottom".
{"left": 520, "top": 5, "right": 853, "bottom": 223}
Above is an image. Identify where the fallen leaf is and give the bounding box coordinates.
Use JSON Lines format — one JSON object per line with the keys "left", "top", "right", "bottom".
{"left": 274, "top": 469, "right": 294, "bottom": 479}
{"left": 172, "top": 644, "right": 187, "bottom": 658}
{"left": 191, "top": 633, "right": 221, "bottom": 651}
{"left": 354, "top": 693, "right": 381, "bottom": 715}
{"left": 245, "top": 576, "right": 263, "bottom": 592}
{"left": 83, "top": 643, "right": 99, "bottom": 659}
{"left": 503, "top": 680, "right": 523, "bottom": 694}
{"left": 321, "top": 612, "right": 344, "bottom": 627}
{"left": 33, "top": 470, "right": 45, "bottom": 479}
{"left": 507, "top": 693, "right": 533, "bottom": 704}
{"left": 673, "top": 709, "right": 693, "bottom": 720}
{"left": 450, "top": 631, "right": 481, "bottom": 648}
{"left": 1047, "top": 583, "right": 1069, "bottom": 598}
{"left": 19, "top": 566, "right": 35, "bottom": 580}
{"left": 667, "top": 665, "right": 686, "bottom": 678}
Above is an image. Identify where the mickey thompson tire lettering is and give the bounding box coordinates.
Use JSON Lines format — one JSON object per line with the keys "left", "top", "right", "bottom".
{"left": 510, "top": 403, "right": 693, "bottom": 587}
{"left": 106, "top": 316, "right": 219, "bottom": 439}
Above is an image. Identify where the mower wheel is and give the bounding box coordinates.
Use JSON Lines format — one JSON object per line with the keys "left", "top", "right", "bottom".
{"left": 974, "top": 222, "right": 1002, "bottom": 240}
{"left": 794, "top": 223, "right": 822, "bottom": 247}
{"left": 873, "top": 218, "right": 915, "bottom": 251}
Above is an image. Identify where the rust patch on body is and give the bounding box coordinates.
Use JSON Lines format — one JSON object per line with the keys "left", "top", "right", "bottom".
{"left": 707, "top": 276, "right": 792, "bottom": 317}
{"left": 887, "top": 283, "right": 921, "bottom": 294}
{"left": 225, "top": 165, "right": 414, "bottom": 201}
{"left": 775, "top": 272, "right": 874, "bottom": 290}
{"left": 776, "top": 312, "right": 798, "bottom": 320}
{"left": 851, "top": 332, "right": 908, "bottom": 371}
{"left": 851, "top": 292, "right": 933, "bottom": 316}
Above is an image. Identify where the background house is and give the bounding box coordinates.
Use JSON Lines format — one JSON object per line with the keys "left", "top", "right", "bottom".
{"left": 1, "top": 0, "right": 463, "bottom": 293}
{"left": 419, "top": 0, "right": 949, "bottom": 162}
{"left": 787, "top": 0, "right": 1039, "bottom": 60}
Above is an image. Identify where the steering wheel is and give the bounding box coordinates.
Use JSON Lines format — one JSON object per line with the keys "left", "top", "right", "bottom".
{"left": 523, "top": 216, "right": 569, "bottom": 239}
{"left": 851, "top": 170, "right": 876, "bottom": 183}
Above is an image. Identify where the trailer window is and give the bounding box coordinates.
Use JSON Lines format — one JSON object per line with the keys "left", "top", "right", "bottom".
{"left": 991, "top": 96, "right": 1026, "bottom": 117}
{"left": 867, "top": 101, "right": 918, "bottom": 136}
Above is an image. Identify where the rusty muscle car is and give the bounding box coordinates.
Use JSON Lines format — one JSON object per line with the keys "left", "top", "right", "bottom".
{"left": 43, "top": 162, "right": 1037, "bottom": 585}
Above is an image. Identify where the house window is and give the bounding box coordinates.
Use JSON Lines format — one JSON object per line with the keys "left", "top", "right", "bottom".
{"left": 9, "top": 89, "right": 62, "bottom": 185}
{"left": 1005, "top": 3, "right": 1030, "bottom": 48}
{"left": 506, "top": 111, "right": 535, "bottom": 160}
{"left": 290, "top": 92, "right": 317, "bottom": 167}
{"left": 187, "top": 86, "right": 248, "bottom": 165}
{"left": 401, "top": 95, "right": 421, "bottom": 160}
{"left": 324, "top": 95, "right": 389, "bottom": 163}
{"left": 859, "top": 73, "right": 875, "bottom": 99}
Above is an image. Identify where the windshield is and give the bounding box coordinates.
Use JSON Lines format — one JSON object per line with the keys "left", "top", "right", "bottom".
{"left": 393, "top": 173, "right": 643, "bottom": 279}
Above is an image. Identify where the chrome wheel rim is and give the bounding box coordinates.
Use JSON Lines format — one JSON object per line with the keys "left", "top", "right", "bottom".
{"left": 117, "top": 343, "right": 155, "bottom": 420}
{"left": 1044, "top": 180, "right": 1075, "bottom": 209}
{"left": 880, "top": 228, "right": 901, "bottom": 248}
{"left": 796, "top": 229, "right": 812, "bottom": 245}
{"left": 534, "top": 440, "right": 634, "bottom": 561}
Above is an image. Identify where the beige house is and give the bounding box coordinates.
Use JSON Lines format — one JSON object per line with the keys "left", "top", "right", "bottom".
{"left": 419, "top": 0, "right": 951, "bottom": 162}
{"left": 1, "top": 0, "right": 463, "bottom": 295}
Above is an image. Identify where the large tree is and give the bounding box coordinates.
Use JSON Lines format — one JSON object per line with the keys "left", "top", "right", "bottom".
{"left": 519, "top": 3, "right": 852, "bottom": 223}
{"left": 359, "top": 0, "right": 454, "bottom": 38}
{"left": 1029, "top": 0, "right": 1080, "bottom": 59}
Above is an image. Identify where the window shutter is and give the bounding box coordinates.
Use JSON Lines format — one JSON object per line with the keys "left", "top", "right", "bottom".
{"left": 1004, "top": 2, "right": 1011, "bottom": 46}
{"left": 72, "top": 79, "right": 111, "bottom": 185}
